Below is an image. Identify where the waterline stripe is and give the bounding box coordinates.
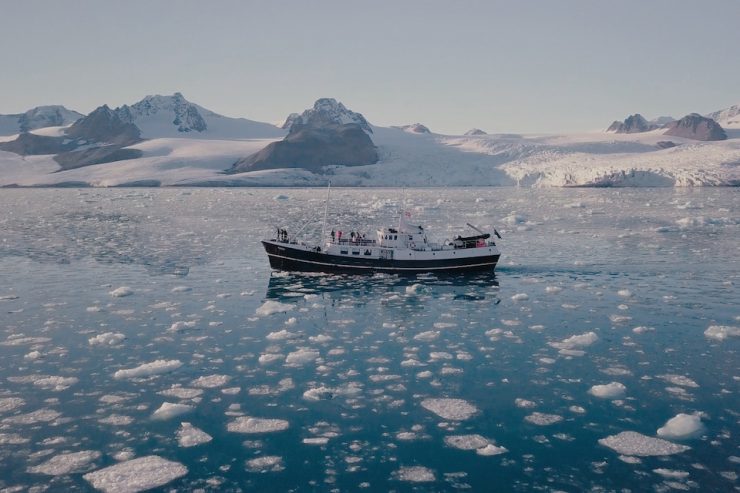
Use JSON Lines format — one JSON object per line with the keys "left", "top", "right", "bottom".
{"left": 266, "top": 253, "right": 497, "bottom": 271}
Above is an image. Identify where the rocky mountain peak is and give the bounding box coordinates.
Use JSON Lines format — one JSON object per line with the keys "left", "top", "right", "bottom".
{"left": 396, "top": 123, "right": 431, "bottom": 134}
{"left": 464, "top": 128, "right": 487, "bottom": 136}
{"left": 664, "top": 113, "right": 727, "bottom": 141}
{"left": 116, "top": 92, "right": 207, "bottom": 133}
{"left": 17, "top": 105, "right": 84, "bottom": 132}
{"left": 65, "top": 104, "right": 141, "bottom": 145}
{"left": 282, "top": 98, "right": 372, "bottom": 134}
{"left": 606, "top": 114, "right": 657, "bottom": 133}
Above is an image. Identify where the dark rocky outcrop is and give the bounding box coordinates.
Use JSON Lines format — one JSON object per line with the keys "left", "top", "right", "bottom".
{"left": 65, "top": 105, "right": 141, "bottom": 146}
{"left": 606, "top": 114, "right": 657, "bottom": 133}
{"left": 0, "top": 132, "right": 78, "bottom": 155}
{"left": 664, "top": 113, "right": 727, "bottom": 141}
{"left": 229, "top": 122, "right": 377, "bottom": 173}
{"left": 0, "top": 104, "right": 143, "bottom": 170}
{"left": 656, "top": 141, "right": 678, "bottom": 149}
{"left": 229, "top": 98, "right": 378, "bottom": 174}
{"left": 54, "top": 147, "right": 143, "bottom": 171}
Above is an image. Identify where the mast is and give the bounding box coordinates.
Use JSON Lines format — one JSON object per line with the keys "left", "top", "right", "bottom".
{"left": 398, "top": 187, "right": 406, "bottom": 232}
{"left": 320, "top": 181, "right": 331, "bottom": 244}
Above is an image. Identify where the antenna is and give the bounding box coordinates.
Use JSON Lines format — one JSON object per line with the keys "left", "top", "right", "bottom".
{"left": 466, "top": 223, "right": 484, "bottom": 235}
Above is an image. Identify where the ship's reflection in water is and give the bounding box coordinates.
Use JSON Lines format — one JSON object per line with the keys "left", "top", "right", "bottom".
{"left": 264, "top": 271, "right": 500, "bottom": 304}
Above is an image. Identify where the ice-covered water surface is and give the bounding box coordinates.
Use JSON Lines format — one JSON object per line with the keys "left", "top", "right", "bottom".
{"left": 0, "top": 187, "right": 737, "bottom": 492}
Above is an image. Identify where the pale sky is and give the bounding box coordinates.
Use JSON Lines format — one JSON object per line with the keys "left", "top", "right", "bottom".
{"left": 1, "top": 0, "right": 739, "bottom": 134}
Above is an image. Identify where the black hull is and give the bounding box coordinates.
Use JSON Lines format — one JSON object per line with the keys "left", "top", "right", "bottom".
{"left": 262, "top": 241, "right": 499, "bottom": 274}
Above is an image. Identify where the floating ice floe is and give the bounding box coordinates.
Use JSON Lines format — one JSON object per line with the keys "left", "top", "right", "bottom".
{"left": 25, "top": 350, "right": 42, "bottom": 360}
{"left": 658, "top": 374, "right": 699, "bottom": 388}
{"left": 477, "top": 444, "right": 509, "bottom": 456}
{"left": 653, "top": 468, "right": 690, "bottom": 479}
{"left": 159, "top": 386, "right": 203, "bottom": 399}
{"left": 0, "top": 397, "right": 25, "bottom": 413}
{"left": 0, "top": 432, "right": 29, "bottom": 444}
{"left": 303, "top": 383, "right": 362, "bottom": 401}
{"left": 109, "top": 286, "right": 134, "bottom": 298}
{"left": 32, "top": 376, "right": 79, "bottom": 392}
{"left": 657, "top": 413, "right": 705, "bottom": 439}
{"left": 245, "top": 455, "right": 285, "bottom": 473}
{"left": 113, "top": 359, "right": 182, "bottom": 380}
{"left": 405, "top": 284, "right": 430, "bottom": 295}
{"left": 255, "top": 300, "right": 294, "bottom": 316}
{"left": 617, "top": 289, "right": 632, "bottom": 298}
{"left": 511, "top": 293, "right": 529, "bottom": 301}
{"left": 88, "top": 332, "right": 125, "bottom": 347}
{"left": 545, "top": 286, "right": 563, "bottom": 294}
{"left": 258, "top": 353, "right": 284, "bottom": 365}
{"left": 190, "top": 374, "right": 230, "bottom": 388}
{"left": 27, "top": 450, "right": 101, "bottom": 475}
{"left": 176, "top": 422, "right": 212, "bottom": 447}
{"left": 168, "top": 321, "right": 197, "bottom": 333}
{"left": 598, "top": 431, "right": 691, "bottom": 456}
{"left": 266, "top": 329, "right": 298, "bottom": 340}
{"left": 704, "top": 325, "right": 740, "bottom": 341}
{"left": 171, "top": 286, "right": 192, "bottom": 293}
{"left": 515, "top": 398, "right": 536, "bottom": 409}
{"left": 589, "top": 382, "right": 626, "bottom": 399}
{"left": 83, "top": 455, "right": 188, "bottom": 493}
{"left": 524, "top": 412, "right": 564, "bottom": 426}
{"left": 550, "top": 331, "right": 599, "bottom": 351}
{"left": 393, "top": 466, "right": 436, "bottom": 482}
{"left": 227, "top": 416, "right": 290, "bottom": 433}
{"left": 98, "top": 415, "right": 134, "bottom": 426}
{"left": 421, "top": 398, "right": 477, "bottom": 421}
{"left": 303, "top": 437, "right": 330, "bottom": 445}
{"left": 0, "top": 335, "right": 51, "bottom": 346}
{"left": 3, "top": 408, "right": 61, "bottom": 425}
{"left": 285, "top": 349, "right": 320, "bottom": 365}
{"left": 444, "top": 434, "right": 507, "bottom": 456}
{"left": 152, "top": 402, "right": 193, "bottom": 421}
{"left": 414, "top": 331, "right": 439, "bottom": 342}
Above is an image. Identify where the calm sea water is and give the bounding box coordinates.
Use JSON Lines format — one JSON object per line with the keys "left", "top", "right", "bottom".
{"left": 0, "top": 188, "right": 737, "bottom": 492}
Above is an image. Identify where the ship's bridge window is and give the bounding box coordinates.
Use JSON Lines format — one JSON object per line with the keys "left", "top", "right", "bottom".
{"left": 394, "top": 235, "right": 397, "bottom": 240}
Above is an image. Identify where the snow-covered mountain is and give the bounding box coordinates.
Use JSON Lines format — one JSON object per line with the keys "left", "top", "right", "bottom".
{"left": 706, "top": 103, "right": 740, "bottom": 128}
{"left": 0, "top": 105, "right": 84, "bottom": 136}
{"left": 280, "top": 98, "right": 372, "bottom": 134}
{"left": 395, "top": 123, "right": 432, "bottom": 134}
{"left": 113, "top": 93, "right": 285, "bottom": 139}
{"left": 1, "top": 96, "right": 739, "bottom": 187}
